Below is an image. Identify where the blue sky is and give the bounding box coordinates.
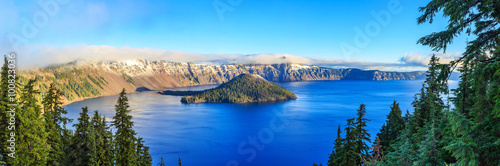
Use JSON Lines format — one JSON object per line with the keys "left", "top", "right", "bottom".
{"left": 0, "top": 0, "right": 470, "bottom": 70}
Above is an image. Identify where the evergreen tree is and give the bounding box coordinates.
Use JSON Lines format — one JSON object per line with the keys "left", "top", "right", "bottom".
{"left": 327, "top": 124, "right": 345, "bottom": 166}
{"left": 0, "top": 56, "right": 10, "bottom": 164}
{"left": 15, "top": 79, "right": 49, "bottom": 165}
{"left": 354, "top": 104, "right": 370, "bottom": 163}
{"left": 412, "top": 55, "right": 446, "bottom": 130}
{"left": 91, "top": 111, "right": 114, "bottom": 166}
{"left": 68, "top": 106, "right": 95, "bottom": 166}
{"left": 137, "top": 137, "right": 152, "bottom": 165}
{"left": 178, "top": 157, "right": 182, "bottom": 166}
{"left": 418, "top": 0, "right": 500, "bottom": 165}
{"left": 43, "top": 83, "right": 72, "bottom": 166}
{"left": 113, "top": 88, "right": 138, "bottom": 166}
{"left": 158, "top": 156, "right": 166, "bottom": 166}
{"left": 386, "top": 112, "right": 414, "bottom": 166}
{"left": 376, "top": 101, "right": 404, "bottom": 153}
{"left": 344, "top": 118, "right": 358, "bottom": 166}
{"left": 416, "top": 121, "right": 443, "bottom": 166}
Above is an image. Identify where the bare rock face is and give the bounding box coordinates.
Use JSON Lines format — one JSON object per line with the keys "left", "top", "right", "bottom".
{"left": 20, "top": 60, "right": 425, "bottom": 104}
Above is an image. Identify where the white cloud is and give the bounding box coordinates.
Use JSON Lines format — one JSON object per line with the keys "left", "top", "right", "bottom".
{"left": 399, "top": 52, "right": 462, "bottom": 66}
{"left": 16, "top": 45, "right": 461, "bottom": 71}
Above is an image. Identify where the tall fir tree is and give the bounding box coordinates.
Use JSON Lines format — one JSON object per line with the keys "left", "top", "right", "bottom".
{"left": 354, "top": 104, "right": 370, "bottom": 163}
{"left": 68, "top": 106, "right": 96, "bottom": 166}
{"left": 137, "top": 137, "right": 152, "bottom": 165}
{"left": 113, "top": 88, "right": 138, "bottom": 166}
{"left": 327, "top": 124, "right": 345, "bottom": 166}
{"left": 386, "top": 112, "right": 415, "bottom": 166}
{"left": 43, "top": 83, "right": 72, "bottom": 166}
{"left": 0, "top": 56, "right": 10, "bottom": 164}
{"left": 91, "top": 110, "right": 114, "bottom": 166}
{"left": 417, "top": 0, "right": 500, "bottom": 165}
{"left": 376, "top": 101, "right": 404, "bottom": 153}
{"left": 416, "top": 121, "right": 443, "bottom": 166}
{"left": 14, "top": 79, "right": 49, "bottom": 165}
{"left": 344, "top": 118, "right": 358, "bottom": 166}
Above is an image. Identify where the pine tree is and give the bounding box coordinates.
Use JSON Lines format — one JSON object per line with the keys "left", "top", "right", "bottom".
{"left": 91, "top": 111, "right": 114, "bottom": 166}
{"left": 328, "top": 124, "right": 345, "bottom": 166}
{"left": 158, "top": 156, "right": 166, "bottom": 166}
{"left": 68, "top": 106, "right": 96, "bottom": 166}
{"left": 344, "top": 118, "right": 358, "bottom": 166}
{"left": 376, "top": 101, "right": 404, "bottom": 153}
{"left": 178, "top": 157, "right": 182, "bottom": 166}
{"left": 43, "top": 83, "right": 72, "bottom": 166}
{"left": 15, "top": 79, "right": 49, "bottom": 165}
{"left": 416, "top": 121, "right": 443, "bottom": 166}
{"left": 418, "top": 1, "right": 500, "bottom": 164}
{"left": 0, "top": 56, "right": 10, "bottom": 164}
{"left": 412, "top": 55, "right": 446, "bottom": 130}
{"left": 354, "top": 104, "right": 370, "bottom": 163}
{"left": 386, "top": 112, "right": 414, "bottom": 166}
{"left": 137, "top": 137, "right": 152, "bottom": 165}
{"left": 113, "top": 88, "right": 138, "bottom": 166}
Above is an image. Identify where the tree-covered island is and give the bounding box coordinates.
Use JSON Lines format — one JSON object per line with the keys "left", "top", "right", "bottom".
{"left": 160, "top": 74, "right": 298, "bottom": 104}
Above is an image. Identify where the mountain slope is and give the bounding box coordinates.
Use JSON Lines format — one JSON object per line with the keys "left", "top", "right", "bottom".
{"left": 179, "top": 74, "right": 297, "bottom": 103}
{"left": 18, "top": 60, "right": 425, "bottom": 104}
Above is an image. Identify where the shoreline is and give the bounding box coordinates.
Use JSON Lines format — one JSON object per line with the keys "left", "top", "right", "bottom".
{"left": 60, "top": 79, "right": 428, "bottom": 106}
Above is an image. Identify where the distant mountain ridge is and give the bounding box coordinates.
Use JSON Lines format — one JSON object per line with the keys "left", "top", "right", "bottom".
{"left": 19, "top": 60, "right": 425, "bottom": 104}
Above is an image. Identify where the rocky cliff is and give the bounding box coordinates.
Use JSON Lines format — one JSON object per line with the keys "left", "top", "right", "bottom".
{"left": 19, "top": 60, "right": 425, "bottom": 104}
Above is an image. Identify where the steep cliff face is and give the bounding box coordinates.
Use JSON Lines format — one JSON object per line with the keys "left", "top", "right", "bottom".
{"left": 19, "top": 60, "right": 425, "bottom": 104}
{"left": 246, "top": 64, "right": 425, "bottom": 81}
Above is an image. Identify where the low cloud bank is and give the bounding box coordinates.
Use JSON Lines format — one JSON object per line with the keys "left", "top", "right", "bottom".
{"left": 399, "top": 52, "right": 461, "bottom": 66}
{"left": 14, "top": 45, "right": 461, "bottom": 71}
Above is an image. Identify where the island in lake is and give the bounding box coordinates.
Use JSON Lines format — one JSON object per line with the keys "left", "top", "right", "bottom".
{"left": 159, "top": 74, "right": 298, "bottom": 103}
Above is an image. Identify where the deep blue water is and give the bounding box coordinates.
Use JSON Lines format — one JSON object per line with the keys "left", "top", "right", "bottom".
{"left": 63, "top": 80, "right": 458, "bottom": 166}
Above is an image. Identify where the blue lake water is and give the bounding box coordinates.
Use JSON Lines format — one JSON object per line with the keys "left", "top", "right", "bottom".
{"left": 63, "top": 80, "right": 458, "bottom": 166}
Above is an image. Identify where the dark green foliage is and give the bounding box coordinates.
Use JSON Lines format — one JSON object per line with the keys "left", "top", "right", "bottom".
{"left": 412, "top": 55, "right": 446, "bottom": 130}
{"left": 416, "top": 121, "right": 443, "bottom": 166}
{"left": 91, "top": 111, "right": 114, "bottom": 166}
{"left": 68, "top": 106, "right": 95, "bottom": 166}
{"left": 178, "top": 157, "right": 182, "bottom": 166}
{"left": 416, "top": 0, "right": 500, "bottom": 165}
{"left": 354, "top": 104, "right": 371, "bottom": 159}
{"left": 137, "top": 137, "right": 152, "bottom": 166}
{"left": 43, "top": 83, "right": 72, "bottom": 166}
{"left": 180, "top": 74, "right": 297, "bottom": 103}
{"left": 15, "top": 79, "right": 49, "bottom": 165}
{"left": 376, "top": 101, "right": 404, "bottom": 153}
{"left": 0, "top": 56, "right": 10, "bottom": 164}
{"left": 362, "top": 1, "right": 500, "bottom": 163}
{"left": 344, "top": 118, "right": 358, "bottom": 166}
{"left": 386, "top": 112, "right": 415, "bottom": 166}
{"left": 87, "top": 75, "right": 104, "bottom": 89}
{"left": 328, "top": 105, "right": 371, "bottom": 166}
{"left": 113, "top": 88, "right": 145, "bottom": 166}
{"left": 327, "top": 125, "right": 345, "bottom": 166}
{"left": 54, "top": 69, "right": 82, "bottom": 79}
{"left": 122, "top": 73, "right": 135, "bottom": 85}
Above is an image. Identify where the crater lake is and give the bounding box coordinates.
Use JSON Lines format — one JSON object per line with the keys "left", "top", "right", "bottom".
{"left": 63, "top": 80, "right": 458, "bottom": 166}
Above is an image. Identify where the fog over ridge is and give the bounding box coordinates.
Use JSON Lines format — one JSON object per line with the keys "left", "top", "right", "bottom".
{"left": 14, "top": 45, "right": 460, "bottom": 71}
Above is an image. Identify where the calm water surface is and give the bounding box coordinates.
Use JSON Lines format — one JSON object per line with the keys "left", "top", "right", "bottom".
{"left": 63, "top": 80, "right": 458, "bottom": 166}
